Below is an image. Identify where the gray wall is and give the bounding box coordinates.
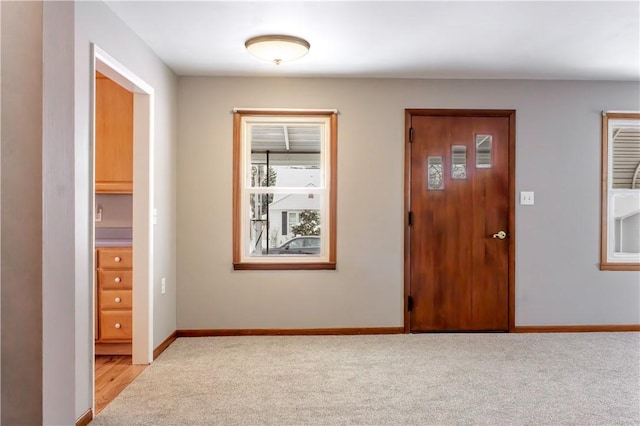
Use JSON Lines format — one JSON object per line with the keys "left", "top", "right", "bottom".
{"left": 43, "top": 2, "right": 76, "bottom": 423}
{"left": 1, "top": 1, "right": 43, "bottom": 423}
{"left": 177, "top": 77, "right": 640, "bottom": 330}
{"left": 0, "top": 2, "right": 178, "bottom": 421}
{"left": 95, "top": 194, "right": 133, "bottom": 228}
{"left": 74, "top": 1, "right": 178, "bottom": 419}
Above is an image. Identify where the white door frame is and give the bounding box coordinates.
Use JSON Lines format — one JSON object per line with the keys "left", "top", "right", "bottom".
{"left": 90, "top": 44, "right": 154, "bottom": 369}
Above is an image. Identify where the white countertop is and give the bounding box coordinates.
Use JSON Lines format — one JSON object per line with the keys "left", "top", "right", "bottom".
{"left": 95, "top": 239, "right": 132, "bottom": 248}
{"left": 95, "top": 227, "right": 132, "bottom": 247}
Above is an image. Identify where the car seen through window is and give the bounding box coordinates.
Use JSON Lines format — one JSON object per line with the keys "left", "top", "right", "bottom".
{"left": 264, "top": 236, "right": 321, "bottom": 255}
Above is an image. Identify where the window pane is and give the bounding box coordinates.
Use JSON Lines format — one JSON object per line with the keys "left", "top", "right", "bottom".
{"left": 476, "top": 135, "right": 492, "bottom": 168}
{"left": 451, "top": 145, "right": 467, "bottom": 179}
{"left": 611, "top": 193, "right": 640, "bottom": 254}
{"left": 611, "top": 126, "right": 640, "bottom": 189}
{"left": 427, "top": 156, "right": 444, "bottom": 190}
{"left": 248, "top": 193, "right": 322, "bottom": 256}
{"left": 250, "top": 124, "right": 321, "bottom": 188}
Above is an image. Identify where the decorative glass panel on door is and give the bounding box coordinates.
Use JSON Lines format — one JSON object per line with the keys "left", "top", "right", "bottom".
{"left": 427, "top": 156, "right": 444, "bottom": 190}
{"left": 451, "top": 145, "right": 467, "bottom": 179}
{"left": 476, "top": 135, "right": 492, "bottom": 168}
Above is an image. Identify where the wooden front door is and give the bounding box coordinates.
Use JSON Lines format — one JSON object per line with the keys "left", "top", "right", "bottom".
{"left": 406, "top": 110, "right": 515, "bottom": 332}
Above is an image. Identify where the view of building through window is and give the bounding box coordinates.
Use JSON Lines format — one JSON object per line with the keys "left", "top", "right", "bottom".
{"left": 250, "top": 163, "right": 322, "bottom": 255}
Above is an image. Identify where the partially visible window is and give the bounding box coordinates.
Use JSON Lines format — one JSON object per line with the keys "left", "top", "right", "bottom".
{"left": 600, "top": 112, "right": 640, "bottom": 270}
{"left": 288, "top": 211, "right": 300, "bottom": 234}
{"left": 233, "top": 110, "right": 337, "bottom": 270}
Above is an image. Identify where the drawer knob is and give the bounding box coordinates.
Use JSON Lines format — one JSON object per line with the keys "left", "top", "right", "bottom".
{"left": 115, "top": 323, "right": 121, "bottom": 329}
{"left": 114, "top": 277, "right": 121, "bottom": 283}
{"left": 115, "top": 297, "right": 121, "bottom": 303}
{"left": 114, "top": 256, "right": 121, "bottom": 263}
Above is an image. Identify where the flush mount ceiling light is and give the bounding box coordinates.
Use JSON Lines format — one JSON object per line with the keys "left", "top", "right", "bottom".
{"left": 245, "top": 35, "right": 310, "bottom": 65}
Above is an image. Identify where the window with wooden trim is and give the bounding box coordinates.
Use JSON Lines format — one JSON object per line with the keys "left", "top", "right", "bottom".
{"left": 600, "top": 112, "right": 640, "bottom": 271}
{"left": 233, "top": 110, "right": 337, "bottom": 270}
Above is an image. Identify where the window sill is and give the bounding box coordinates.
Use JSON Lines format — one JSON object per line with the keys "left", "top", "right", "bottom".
{"left": 233, "top": 262, "right": 336, "bottom": 271}
{"left": 599, "top": 262, "right": 640, "bottom": 271}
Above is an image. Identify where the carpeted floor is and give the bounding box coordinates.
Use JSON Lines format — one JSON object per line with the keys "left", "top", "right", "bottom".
{"left": 92, "top": 333, "right": 640, "bottom": 425}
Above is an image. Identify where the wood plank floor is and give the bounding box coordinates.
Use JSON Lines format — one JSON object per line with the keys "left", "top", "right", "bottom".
{"left": 95, "top": 355, "right": 147, "bottom": 415}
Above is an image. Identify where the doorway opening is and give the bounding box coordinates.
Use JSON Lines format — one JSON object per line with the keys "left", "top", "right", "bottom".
{"left": 404, "top": 109, "right": 516, "bottom": 333}
{"left": 91, "top": 44, "right": 154, "bottom": 413}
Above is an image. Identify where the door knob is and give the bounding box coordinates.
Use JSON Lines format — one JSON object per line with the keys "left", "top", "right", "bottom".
{"left": 492, "top": 231, "right": 507, "bottom": 240}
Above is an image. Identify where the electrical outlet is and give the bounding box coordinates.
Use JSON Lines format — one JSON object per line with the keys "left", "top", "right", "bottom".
{"left": 95, "top": 206, "right": 103, "bottom": 222}
{"left": 520, "top": 191, "right": 535, "bottom": 205}
{"left": 161, "top": 278, "right": 166, "bottom": 294}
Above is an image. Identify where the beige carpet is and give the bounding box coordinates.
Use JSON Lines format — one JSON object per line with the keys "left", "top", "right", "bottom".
{"left": 92, "top": 333, "right": 640, "bottom": 425}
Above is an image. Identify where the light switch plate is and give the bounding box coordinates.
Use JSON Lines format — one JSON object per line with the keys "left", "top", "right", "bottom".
{"left": 520, "top": 191, "right": 535, "bottom": 205}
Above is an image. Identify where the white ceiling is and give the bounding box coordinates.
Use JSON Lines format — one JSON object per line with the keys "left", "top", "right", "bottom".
{"left": 105, "top": 1, "right": 640, "bottom": 81}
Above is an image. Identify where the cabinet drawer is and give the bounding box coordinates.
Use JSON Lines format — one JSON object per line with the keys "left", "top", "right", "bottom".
{"left": 98, "top": 248, "right": 132, "bottom": 269}
{"left": 99, "top": 270, "right": 132, "bottom": 290}
{"left": 100, "top": 289, "right": 132, "bottom": 310}
{"left": 99, "top": 311, "right": 132, "bottom": 341}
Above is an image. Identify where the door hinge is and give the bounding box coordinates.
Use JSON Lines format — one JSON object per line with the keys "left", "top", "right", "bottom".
{"left": 407, "top": 296, "right": 413, "bottom": 312}
{"left": 408, "top": 211, "right": 413, "bottom": 226}
{"left": 409, "top": 127, "right": 414, "bottom": 142}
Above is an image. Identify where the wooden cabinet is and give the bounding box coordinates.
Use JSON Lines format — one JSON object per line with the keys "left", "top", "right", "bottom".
{"left": 96, "top": 247, "right": 133, "bottom": 354}
{"left": 95, "top": 72, "right": 133, "bottom": 193}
